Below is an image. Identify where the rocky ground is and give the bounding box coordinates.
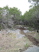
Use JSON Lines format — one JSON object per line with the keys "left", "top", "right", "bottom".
{"left": 0, "top": 29, "right": 39, "bottom": 52}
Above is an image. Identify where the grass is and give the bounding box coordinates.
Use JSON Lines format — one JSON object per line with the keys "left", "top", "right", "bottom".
{"left": 25, "top": 43, "right": 30, "bottom": 48}
{"left": 35, "top": 33, "right": 39, "bottom": 40}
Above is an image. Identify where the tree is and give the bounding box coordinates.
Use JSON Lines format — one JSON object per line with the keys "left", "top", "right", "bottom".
{"left": 0, "top": 6, "right": 22, "bottom": 29}
{"left": 22, "top": 4, "right": 39, "bottom": 29}
{"left": 28, "top": 0, "right": 39, "bottom": 29}
{"left": 9, "top": 7, "right": 22, "bottom": 20}
{"left": 28, "top": 0, "right": 39, "bottom": 5}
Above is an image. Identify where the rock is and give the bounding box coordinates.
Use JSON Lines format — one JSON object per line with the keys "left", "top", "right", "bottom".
{"left": 23, "top": 46, "right": 39, "bottom": 52}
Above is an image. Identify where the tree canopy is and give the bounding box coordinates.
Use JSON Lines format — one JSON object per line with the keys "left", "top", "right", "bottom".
{"left": 28, "top": 0, "right": 39, "bottom": 6}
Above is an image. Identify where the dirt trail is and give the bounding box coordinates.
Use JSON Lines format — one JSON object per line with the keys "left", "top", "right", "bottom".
{"left": 20, "top": 30, "right": 39, "bottom": 46}
{"left": 25, "top": 35, "right": 39, "bottom": 46}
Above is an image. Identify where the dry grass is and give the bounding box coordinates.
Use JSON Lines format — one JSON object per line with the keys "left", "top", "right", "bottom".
{"left": 0, "top": 29, "right": 33, "bottom": 52}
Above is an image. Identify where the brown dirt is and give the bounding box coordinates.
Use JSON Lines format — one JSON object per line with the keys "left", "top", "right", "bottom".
{"left": 20, "top": 30, "right": 39, "bottom": 46}
{"left": 25, "top": 35, "right": 39, "bottom": 46}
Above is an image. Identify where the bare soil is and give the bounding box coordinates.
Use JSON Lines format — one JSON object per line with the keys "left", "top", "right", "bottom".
{"left": 20, "top": 30, "right": 39, "bottom": 46}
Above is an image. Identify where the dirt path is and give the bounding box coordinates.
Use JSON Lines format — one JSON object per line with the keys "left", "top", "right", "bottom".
{"left": 25, "top": 35, "right": 39, "bottom": 46}
{"left": 20, "top": 30, "right": 39, "bottom": 46}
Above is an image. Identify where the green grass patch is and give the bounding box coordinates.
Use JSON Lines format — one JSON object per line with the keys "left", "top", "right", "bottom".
{"left": 25, "top": 43, "right": 30, "bottom": 48}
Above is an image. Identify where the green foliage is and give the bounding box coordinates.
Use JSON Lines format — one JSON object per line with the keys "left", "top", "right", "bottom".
{"left": 28, "top": 0, "right": 39, "bottom": 2}
{"left": 0, "top": 5, "right": 39, "bottom": 30}
{"left": 28, "top": 0, "right": 39, "bottom": 5}
{"left": 0, "top": 17, "right": 2, "bottom": 19}
{"left": 22, "top": 4, "right": 39, "bottom": 29}
{"left": 9, "top": 7, "right": 22, "bottom": 20}
{"left": 0, "top": 6, "right": 22, "bottom": 29}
